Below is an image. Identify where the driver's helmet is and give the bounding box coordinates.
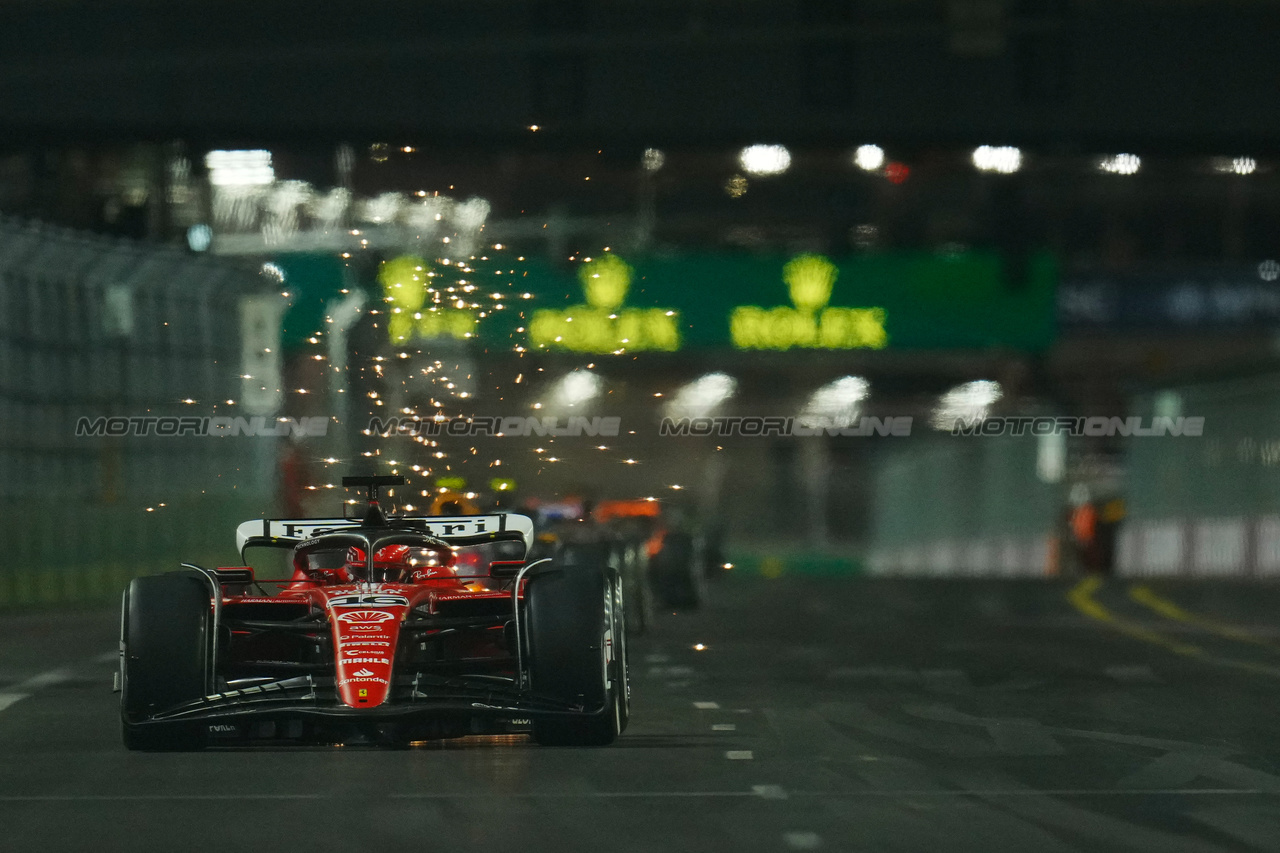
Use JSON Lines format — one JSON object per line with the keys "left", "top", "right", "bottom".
{"left": 345, "top": 543, "right": 455, "bottom": 582}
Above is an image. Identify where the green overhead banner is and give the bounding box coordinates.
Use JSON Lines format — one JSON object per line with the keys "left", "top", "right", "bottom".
{"left": 285, "top": 250, "right": 1056, "bottom": 353}
{"left": 525, "top": 251, "right": 1056, "bottom": 352}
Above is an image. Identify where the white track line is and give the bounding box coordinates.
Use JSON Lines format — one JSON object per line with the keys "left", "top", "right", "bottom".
{"left": 783, "top": 831, "right": 823, "bottom": 849}
{"left": 2, "top": 788, "right": 1276, "bottom": 803}
{"left": 0, "top": 695, "right": 30, "bottom": 713}
{"left": 752, "top": 784, "right": 788, "bottom": 800}
{"left": 14, "top": 669, "right": 73, "bottom": 691}
{"left": 0, "top": 668, "right": 76, "bottom": 715}
{"left": 0, "top": 792, "right": 765, "bottom": 802}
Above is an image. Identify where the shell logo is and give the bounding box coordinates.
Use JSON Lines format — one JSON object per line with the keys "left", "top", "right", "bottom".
{"left": 336, "top": 610, "right": 397, "bottom": 624}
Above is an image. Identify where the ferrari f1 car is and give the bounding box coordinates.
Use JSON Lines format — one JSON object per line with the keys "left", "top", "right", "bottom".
{"left": 118, "top": 476, "right": 629, "bottom": 750}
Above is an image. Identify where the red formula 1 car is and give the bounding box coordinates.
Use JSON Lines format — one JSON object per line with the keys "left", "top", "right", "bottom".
{"left": 118, "top": 476, "right": 629, "bottom": 750}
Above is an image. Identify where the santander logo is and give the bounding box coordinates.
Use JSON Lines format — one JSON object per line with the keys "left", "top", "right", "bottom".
{"left": 336, "top": 610, "right": 397, "bottom": 624}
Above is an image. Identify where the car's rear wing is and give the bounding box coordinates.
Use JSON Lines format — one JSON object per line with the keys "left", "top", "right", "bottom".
{"left": 235, "top": 514, "right": 535, "bottom": 559}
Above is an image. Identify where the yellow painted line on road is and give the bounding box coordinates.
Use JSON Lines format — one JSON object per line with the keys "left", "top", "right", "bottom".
{"left": 1067, "top": 577, "right": 1280, "bottom": 679}
{"left": 1067, "top": 577, "right": 1202, "bottom": 656}
{"left": 1129, "top": 584, "right": 1280, "bottom": 652}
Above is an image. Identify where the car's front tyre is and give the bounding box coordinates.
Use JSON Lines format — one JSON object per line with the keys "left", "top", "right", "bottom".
{"left": 120, "top": 573, "right": 212, "bottom": 751}
{"left": 526, "top": 564, "right": 626, "bottom": 746}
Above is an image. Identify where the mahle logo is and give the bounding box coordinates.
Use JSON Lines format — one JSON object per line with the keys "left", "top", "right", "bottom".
{"left": 529, "top": 255, "right": 680, "bottom": 353}
{"left": 730, "top": 254, "right": 888, "bottom": 350}
{"left": 380, "top": 254, "right": 478, "bottom": 344}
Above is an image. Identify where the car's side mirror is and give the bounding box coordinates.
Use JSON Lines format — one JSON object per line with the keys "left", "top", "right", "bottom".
{"left": 488, "top": 560, "right": 525, "bottom": 578}
{"left": 214, "top": 567, "right": 255, "bottom": 585}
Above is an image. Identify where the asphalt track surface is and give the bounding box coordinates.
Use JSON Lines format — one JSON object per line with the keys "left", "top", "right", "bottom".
{"left": 4, "top": 575, "right": 1280, "bottom": 853}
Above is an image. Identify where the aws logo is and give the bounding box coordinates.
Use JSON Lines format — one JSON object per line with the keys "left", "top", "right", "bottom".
{"left": 336, "top": 610, "right": 397, "bottom": 624}
{"left": 379, "top": 254, "right": 481, "bottom": 344}
{"left": 730, "top": 255, "right": 888, "bottom": 350}
{"left": 529, "top": 255, "right": 680, "bottom": 353}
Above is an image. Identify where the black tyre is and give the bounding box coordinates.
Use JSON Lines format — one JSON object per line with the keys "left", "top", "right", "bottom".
{"left": 526, "top": 564, "right": 624, "bottom": 746}
{"left": 120, "top": 573, "right": 213, "bottom": 751}
{"left": 650, "top": 531, "right": 706, "bottom": 609}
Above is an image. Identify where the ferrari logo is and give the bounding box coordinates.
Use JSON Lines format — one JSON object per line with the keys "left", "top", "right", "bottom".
{"left": 358, "top": 689, "right": 368, "bottom": 698}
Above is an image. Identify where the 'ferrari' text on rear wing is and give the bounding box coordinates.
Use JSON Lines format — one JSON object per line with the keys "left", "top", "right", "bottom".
{"left": 236, "top": 514, "right": 534, "bottom": 556}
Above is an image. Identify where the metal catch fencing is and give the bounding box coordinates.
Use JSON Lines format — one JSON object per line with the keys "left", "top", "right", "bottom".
{"left": 0, "top": 218, "right": 274, "bottom": 605}
{"left": 868, "top": 430, "right": 1061, "bottom": 577}
{"left": 1120, "top": 373, "right": 1280, "bottom": 578}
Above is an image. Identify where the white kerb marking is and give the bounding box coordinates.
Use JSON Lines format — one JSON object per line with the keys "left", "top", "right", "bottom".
{"left": 712, "top": 723, "right": 736, "bottom": 731}
{"left": 726, "top": 750, "right": 754, "bottom": 760}
{"left": 693, "top": 701, "right": 720, "bottom": 710}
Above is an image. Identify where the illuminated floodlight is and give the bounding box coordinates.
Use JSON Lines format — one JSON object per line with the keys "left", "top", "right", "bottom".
{"left": 642, "top": 148, "right": 666, "bottom": 172}
{"left": 853, "top": 145, "right": 885, "bottom": 172}
{"left": 971, "top": 145, "right": 1022, "bottom": 174}
{"left": 930, "top": 380, "right": 1003, "bottom": 430}
{"left": 1258, "top": 260, "right": 1280, "bottom": 282}
{"left": 799, "top": 376, "right": 869, "bottom": 428}
{"left": 1098, "top": 154, "right": 1141, "bottom": 175}
{"left": 666, "top": 372, "right": 737, "bottom": 419}
{"left": 554, "top": 370, "right": 602, "bottom": 408}
{"left": 205, "top": 150, "right": 274, "bottom": 186}
{"left": 1214, "top": 156, "right": 1257, "bottom": 175}
{"left": 738, "top": 144, "right": 791, "bottom": 176}
{"left": 1232, "top": 156, "right": 1258, "bottom": 175}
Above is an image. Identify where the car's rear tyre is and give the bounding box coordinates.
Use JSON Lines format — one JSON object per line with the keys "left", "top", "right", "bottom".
{"left": 120, "top": 573, "right": 212, "bottom": 752}
{"left": 701, "top": 525, "right": 727, "bottom": 579}
{"left": 650, "top": 531, "right": 706, "bottom": 609}
{"left": 617, "top": 540, "right": 653, "bottom": 636}
{"left": 526, "top": 564, "right": 625, "bottom": 746}
{"left": 610, "top": 569, "right": 630, "bottom": 734}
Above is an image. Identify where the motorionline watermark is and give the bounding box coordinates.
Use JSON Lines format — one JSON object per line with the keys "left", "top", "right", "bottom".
{"left": 659, "top": 416, "right": 913, "bottom": 437}
{"left": 367, "top": 416, "right": 621, "bottom": 438}
{"left": 949, "top": 416, "right": 1205, "bottom": 437}
{"left": 75, "top": 416, "right": 330, "bottom": 438}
